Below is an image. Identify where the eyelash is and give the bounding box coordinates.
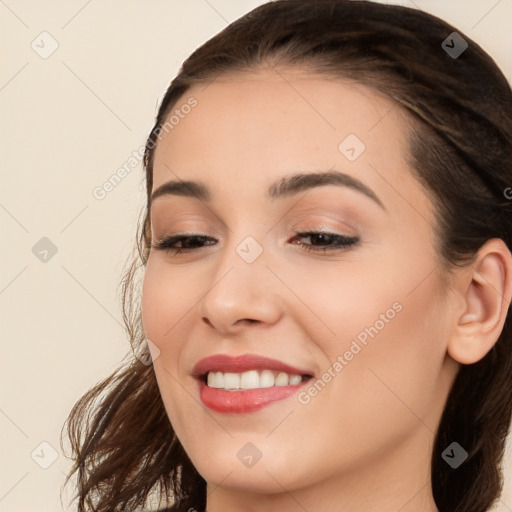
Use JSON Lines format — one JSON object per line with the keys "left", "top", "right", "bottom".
{"left": 152, "top": 231, "right": 359, "bottom": 255}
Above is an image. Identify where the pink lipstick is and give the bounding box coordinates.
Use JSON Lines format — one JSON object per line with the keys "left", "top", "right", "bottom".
{"left": 192, "top": 354, "right": 314, "bottom": 414}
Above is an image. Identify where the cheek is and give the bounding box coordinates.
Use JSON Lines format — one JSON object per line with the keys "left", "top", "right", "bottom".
{"left": 141, "top": 263, "right": 192, "bottom": 439}
{"left": 141, "top": 265, "right": 166, "bottom": 343}
{"left": 291, "top": 248, "right": 448, "bottom": 420}
{"left": 317, "top": 275, "right": 447, "bottom": 434}
{"left": 141, "top": 258, "right": 190, "bottom": 345}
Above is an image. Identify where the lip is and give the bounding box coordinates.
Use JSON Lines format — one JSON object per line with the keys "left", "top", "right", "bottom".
{"left": 192, "top": 353, "right": 315, "bottom": 414}
{"left": 197, "top": 381, "right": 310, "bottom": 414}
{"left": 192, "top": 353, "right": 315, "bottom": 379}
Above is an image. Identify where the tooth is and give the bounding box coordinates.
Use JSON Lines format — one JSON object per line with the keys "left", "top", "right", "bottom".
{"left": 206, "top": 370, "right": 306, "bottom": 389}
{"left": 259, "top": 370, "right": 275, "bottom": 388}
{"left": 289, "top": 374, "right": 302, "bottom": 385}
{"left": 275, "top": 372, "right": 289, "bottom": 386}
{"left": 211, "top": 371, "right": 224, "bottom": 388}
{"left": 223, "top": 372, "right": 240, "bottom": 390}
{"left": 240, "top": 370, "right": 260, "bottom": 389}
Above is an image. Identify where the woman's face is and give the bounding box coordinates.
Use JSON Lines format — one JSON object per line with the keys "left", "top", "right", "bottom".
{"left": 142, "top": 68, "right": 459, "bottom": 503}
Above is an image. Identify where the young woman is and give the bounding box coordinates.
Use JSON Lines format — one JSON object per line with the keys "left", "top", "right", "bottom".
{"left": 62, "top": 1, "right": 512, "bottom": 511}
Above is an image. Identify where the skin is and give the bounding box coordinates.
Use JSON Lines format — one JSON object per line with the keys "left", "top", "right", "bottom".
{"left": 141, "top": 66, "right": 512, "bottom": 512}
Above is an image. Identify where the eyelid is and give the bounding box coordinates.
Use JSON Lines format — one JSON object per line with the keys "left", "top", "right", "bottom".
{"left": 290, "top": 222, "right": 357, "bottom": 239}
{"left": 151, "top": 211, "right": 360, "bottom": 245}
{"left": 152, "top": 218, "right": 358, "bottom": 244}
{"left": 152, "top": 229, "right": 360, "bottom": 256}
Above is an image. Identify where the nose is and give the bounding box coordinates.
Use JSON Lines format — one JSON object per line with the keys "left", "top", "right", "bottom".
{"left": 198, "top": 236, "right": 283, "bottom": 334}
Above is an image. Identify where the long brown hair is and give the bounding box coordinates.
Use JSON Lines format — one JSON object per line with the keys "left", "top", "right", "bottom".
{"left": 61, "top": 1, "right": 512, "bottom": 511}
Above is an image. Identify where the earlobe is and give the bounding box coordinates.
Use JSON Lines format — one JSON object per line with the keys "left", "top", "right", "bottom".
{"left": 447, "top": 239, "right": 512, "bottom": 365}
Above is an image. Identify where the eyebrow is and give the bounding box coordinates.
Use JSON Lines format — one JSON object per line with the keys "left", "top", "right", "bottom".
{"left": 150, "top": 170, "right": 386, "bottom": 210}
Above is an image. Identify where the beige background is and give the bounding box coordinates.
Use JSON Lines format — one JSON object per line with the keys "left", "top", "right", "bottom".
{"left": 0, "top": 0, "right": 511, "bottom": 511}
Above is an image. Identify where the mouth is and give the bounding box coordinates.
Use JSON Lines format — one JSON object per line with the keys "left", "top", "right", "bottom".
{"left": 192, "top": 353, "right": 315, "bottom": 414}
{"left": 201, "top": 369, "right": 313, "bottom": 389}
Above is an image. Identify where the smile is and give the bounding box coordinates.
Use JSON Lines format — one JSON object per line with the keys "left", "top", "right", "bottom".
{"left": 206, "top": 369, "right": 305, "bottom": 390}
{"left": 193, "top": 353, "right": 314, "bottom": 414}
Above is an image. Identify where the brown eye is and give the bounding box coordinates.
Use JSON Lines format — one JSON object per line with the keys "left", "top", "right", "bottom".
{"left": 152, "top": 231, "right": 359, "bottom": 256}
{"left": 153, "top": 235, "right": 216, "bottom": 255}
{"left": 290, "top": 231, "right": 359, "bottom": 252}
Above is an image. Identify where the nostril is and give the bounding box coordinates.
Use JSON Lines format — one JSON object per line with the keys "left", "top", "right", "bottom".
{"left": 240, "top": 319, "right": 258, "bottom": 325}
{"left": 202, "top": 318, "right": 214, "bottom": 328}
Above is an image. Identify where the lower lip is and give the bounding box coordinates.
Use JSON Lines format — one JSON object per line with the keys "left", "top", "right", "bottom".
{"left": 198, "top": 379, "right": 309, "bottom": 414}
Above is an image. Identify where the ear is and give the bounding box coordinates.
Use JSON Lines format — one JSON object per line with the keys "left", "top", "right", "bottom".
{"left": 447, "top": 238, "right": 512, "bottom": 365}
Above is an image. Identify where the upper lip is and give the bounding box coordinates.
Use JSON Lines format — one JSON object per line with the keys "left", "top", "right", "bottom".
{"left": 192, "top": 353, "right": 315, "bottom": 379}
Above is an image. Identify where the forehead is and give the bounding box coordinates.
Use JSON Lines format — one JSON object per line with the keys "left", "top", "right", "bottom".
{"left": 151, "top": 67, "right": 417, "bottom": 208}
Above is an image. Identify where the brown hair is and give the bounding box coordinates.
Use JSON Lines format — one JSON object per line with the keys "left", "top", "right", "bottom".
{"left": 61, "top": 1, "right": 512, "bottom": 511}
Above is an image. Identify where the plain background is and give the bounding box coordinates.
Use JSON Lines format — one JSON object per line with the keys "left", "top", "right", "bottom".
{"left": 1, "top": 1, "right": 511, "bottom": 510}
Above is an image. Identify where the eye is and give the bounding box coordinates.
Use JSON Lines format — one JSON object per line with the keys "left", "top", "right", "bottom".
{"left": 152, "top": 231, "right": 359, "bottom": 255}
{"left": 290, "top": 231, "right": 359, "bottom": 252}
{"left": 152, "top": 234, "right": 215, "bottom": 255}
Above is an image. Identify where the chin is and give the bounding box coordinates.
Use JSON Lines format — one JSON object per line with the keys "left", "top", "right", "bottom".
{"left": 200, "top": 463, "right": 297, "bottom": 495}
{"left": 190, "top": 444, "right": 305, "bottom": 494}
